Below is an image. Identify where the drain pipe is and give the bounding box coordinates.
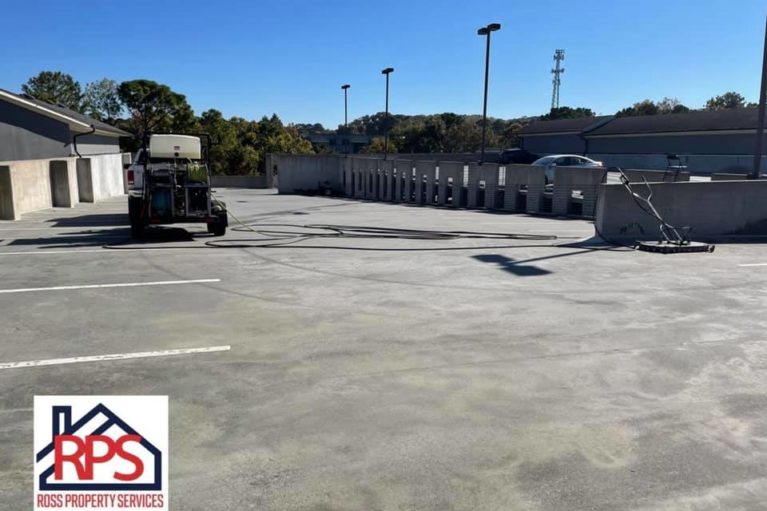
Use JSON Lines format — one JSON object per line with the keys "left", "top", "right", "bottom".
{"left": 73, "top": 124, "right": 96, "bottom": 158}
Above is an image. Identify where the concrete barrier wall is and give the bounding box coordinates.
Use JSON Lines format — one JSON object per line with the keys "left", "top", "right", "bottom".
{"left": 211, "top": 175, "right": 268, "bottom": 188}
{"left": 274, "top": 154, "right": 344, "bottom": 194}
{"left": 595, "top": 180, "right": 767, "bottom": 239}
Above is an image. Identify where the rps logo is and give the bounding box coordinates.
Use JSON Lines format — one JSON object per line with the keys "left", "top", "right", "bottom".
{"left": 34, "top": 396, "right": 168, "bottom": 510}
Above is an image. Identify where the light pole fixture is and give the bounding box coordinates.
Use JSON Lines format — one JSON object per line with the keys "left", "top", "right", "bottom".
{"left": 381, "top": 67, "right": 394, "bottom": 160}
{"left": 753, "top": 15, "right": 767, "bottom": 179}
{"left": 341, "top": 84, "right": 350, "bottom": 128}
{"left": 477, "top": 22, "right": 501, "bottom": 165}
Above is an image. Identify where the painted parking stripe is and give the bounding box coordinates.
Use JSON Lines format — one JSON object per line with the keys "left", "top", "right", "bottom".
{"left": 0, "top": 278, "right": 221, "bottom": 294}
{"left": 739, "top": 263, "right": 767, "bottom": 267}
{"left": 0, "top": 345, "right": 231, "bottom": 370}
{"left": 0, "top": 248, "right": 215, "bottom": 256}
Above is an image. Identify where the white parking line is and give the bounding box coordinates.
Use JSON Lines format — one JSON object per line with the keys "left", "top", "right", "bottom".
{"left": 0, "top": 248, "right": 213, "bottom": 256}
{"left": 0, "top": 345, "right": 231, "bottom": 370}
{"left": 0, "top": 278, "right": 221, "bottom": 294}
{"left": 739, "top": 263, "right": 767, "bottom": 267}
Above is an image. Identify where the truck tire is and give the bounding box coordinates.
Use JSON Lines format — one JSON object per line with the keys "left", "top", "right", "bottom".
{"left": 128, "top": 197, "right": 146, "bottom": 239}
{"left": 207, "top": 211, "right": 227, "bottom": 236}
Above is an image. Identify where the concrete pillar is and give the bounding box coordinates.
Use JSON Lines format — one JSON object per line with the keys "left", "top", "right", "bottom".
{"left": 504, "top": 165, "right": 529, "bottom": 211}
{"left": 378, "top": 161, "right": 386, "bottom": 201}
{"left": 393, "top": 163, "right": 403, "bottom": 203}
{"left": 467, "top": 163, "right": 481, "bottom": 208}
{"left": 76, "top": 158, "right": 94, "bottom": 203}
{"left": 50, "top": 160, "right": 77, "bottom": 208}
{"left": 414, "top": 161, "right": 433, "bottom": 205}
{"left": 482, "top": 163, "right": 500, "bottom": 210}
{"left": 0, "top": 165, "right": 15, "bottom": 220}
{"left": 343, "top": 158, "right": 352, "bottom": 197}
{"left": 437, "top": 161, "right": 462, "bottom": 206}
{"left": 396, "top": 159, "right": 413, "bottom": 203}
{"left": 526, "top": 166, "right": 547, "bottom": 214}
{"left": 380, "top": 160, "right": 393, "bottom": 201}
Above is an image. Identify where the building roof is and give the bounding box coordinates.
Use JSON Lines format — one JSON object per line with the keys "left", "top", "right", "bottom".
{"left": 519, "top": 115, "right": 612, "bottom": 136}
{"left": 585, "top": 108, "right": 761, "bottom": 137}
{"left": 0, "top": 88, "right": 130, "bottom": 137}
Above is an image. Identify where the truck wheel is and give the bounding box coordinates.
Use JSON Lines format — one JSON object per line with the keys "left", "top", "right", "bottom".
{"left": 207, "top": 212, "right": 227, "bottom": 236}
{"left": 128, "top": 197, "right": 146, "bottom": 239}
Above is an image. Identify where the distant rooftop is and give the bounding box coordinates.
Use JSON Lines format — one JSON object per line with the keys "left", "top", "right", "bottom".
{"left": 585, "top": 108, "right": 761, "bottom": 136}
{"left": 519, "top": 116, "right": 612, "bottom": 136}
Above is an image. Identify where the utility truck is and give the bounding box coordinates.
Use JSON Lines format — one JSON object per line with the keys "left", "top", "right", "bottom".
{"left": 127, "top": 134, "right": 227, "bottom": 238}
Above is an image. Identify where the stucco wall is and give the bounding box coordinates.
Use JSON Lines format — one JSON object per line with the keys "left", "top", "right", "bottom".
{"left": 586, "top": 132, "right": 766, "bottom": 155}
{"left": 0, "top": 100, "right": 70, "bottom": 161}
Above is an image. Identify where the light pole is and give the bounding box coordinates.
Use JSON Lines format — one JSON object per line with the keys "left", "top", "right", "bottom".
{"left": 341, "top": 84, "right": 350, "bottom": 128}
{"left": 477, "top": 23, "right": 501, "bottom": 165}
{"left": 382, "top": 67, "right": 394, "bottom": 160}
{"left": 753, "top": 16, "right": 767, "bottom": 179}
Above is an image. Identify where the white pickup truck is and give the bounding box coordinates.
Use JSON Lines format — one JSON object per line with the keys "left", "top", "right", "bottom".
{"left": 127, "top": 134, "right": 227, "bottom": 238}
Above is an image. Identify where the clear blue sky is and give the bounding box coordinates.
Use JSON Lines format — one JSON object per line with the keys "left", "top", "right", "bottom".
{"left": 2, "top": 0, "right": 765, "bottom": 127}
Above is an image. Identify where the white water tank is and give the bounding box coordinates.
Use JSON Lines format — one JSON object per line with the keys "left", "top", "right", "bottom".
{"left": 149, "top": 135, "right": 201, "bottom": 159}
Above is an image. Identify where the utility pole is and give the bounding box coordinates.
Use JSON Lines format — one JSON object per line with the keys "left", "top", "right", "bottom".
{"left": 341, "top": 84, "right": 350, "bottom": 128}
{"left": 753, "top": 17, "right": 767, "bottom": 179}
{"left": 381, "top": 67, "right": 394, "bottom": 160}
{"left": 551, "top": 49, "right": 565, "bottom": 110}
{"left": 477, "top": 23, "right": 501, "bottom": 165}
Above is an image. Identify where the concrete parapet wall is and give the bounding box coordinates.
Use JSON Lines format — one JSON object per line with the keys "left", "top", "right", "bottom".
{"left": 211, "top": 175, "right": 268, "bottom": 188}
{"left": 552, "top": 166, "right": 605, "bottom": 217}
{"left": 273, "top": 154, "right": 344, "bottom": 194}
{"left": 595, "top": 180, "right": 767, "bottom": 240}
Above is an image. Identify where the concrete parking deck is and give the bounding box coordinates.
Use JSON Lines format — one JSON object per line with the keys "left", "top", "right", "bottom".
{"left": 2, "top": 189, "right": 767, "bottom": 510}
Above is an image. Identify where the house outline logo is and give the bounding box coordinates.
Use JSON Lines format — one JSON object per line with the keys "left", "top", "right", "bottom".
{"left": 33, "top": 395, "right": 168, "bottom": 511}
{"left": 35, "top": 402, "right": 162, "bottom": 491}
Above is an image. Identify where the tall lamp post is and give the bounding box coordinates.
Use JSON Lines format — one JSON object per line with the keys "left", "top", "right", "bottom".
{"left": 381, "top": 67, "right": 394, "bottom": 160}
{"left": 341, "top": 84, "right": 350, "bottom": 128}
{"left": 341, "top": 84, "right": 351, "bottom": 154}
{"left": 477, "top": 23, "right": 501, "bottom": 165}
{"left": 753, "top": 16, "right": 767, "bottom": 179}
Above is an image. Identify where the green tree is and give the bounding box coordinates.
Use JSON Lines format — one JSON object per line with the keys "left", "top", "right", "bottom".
{"left": 360, "top": 137, "right": 398, "bottom": 154}
{"left": 21, "top": 71, "right": 82, "bottom": 111}
{"left": 656, "top": 97, "right": 689, "bottom": 114}
{"left": 705, "top": 91, "right": 748, "bottom": 110}
{"left": 539, "top": 106, "right": 594, "bottom": 120}
{"left": 82, "top": 79, "right": 123, "bottom": 121}
{"left": 616, "top": 99, "right": 659, "bottom": 117}
{"left": 117, "top": 80, "right": 195, "bottom": 138}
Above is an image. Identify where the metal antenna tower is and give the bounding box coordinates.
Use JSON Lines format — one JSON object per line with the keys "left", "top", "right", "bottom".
{"left": 551, "top": 49, "right": 565, "bottom": 110}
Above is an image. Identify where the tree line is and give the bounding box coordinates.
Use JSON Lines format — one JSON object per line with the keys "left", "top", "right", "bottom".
{"left": 20, "top": 71, "right": 312, "bottom": 175}
{"left": 18, "top": 71, "right": 757, "bottom": 172}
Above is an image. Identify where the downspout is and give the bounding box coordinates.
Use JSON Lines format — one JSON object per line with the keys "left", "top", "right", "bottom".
{"left": 72, "top": 124, "right": 96, "bottom": 158}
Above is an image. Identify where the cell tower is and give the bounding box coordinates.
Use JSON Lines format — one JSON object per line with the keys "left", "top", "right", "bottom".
{"left": 551, "top": 49, "right": 565, "bottom": 110}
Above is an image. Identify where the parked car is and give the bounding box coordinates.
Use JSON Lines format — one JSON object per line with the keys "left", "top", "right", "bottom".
{"left": 498, "top": 148, "right": 539, "bottom": 164}
{"left": 531, "top": 154, "right": 603, "bottom": 182}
